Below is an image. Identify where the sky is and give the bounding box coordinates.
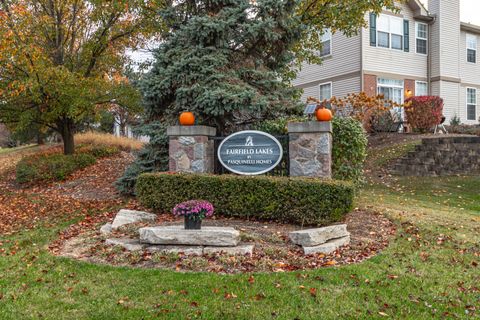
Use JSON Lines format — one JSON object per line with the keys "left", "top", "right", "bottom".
{"left": 420, "top": 0, "right": 480, "bottom": 25}
{"left": 129, "top": 0, "right": 480, "bottom": 65}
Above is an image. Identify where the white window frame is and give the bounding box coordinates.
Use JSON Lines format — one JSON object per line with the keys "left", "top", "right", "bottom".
{"left": 376, "top": 15, "right": 404, "bottom": 51}
{"left": 466, "top": 87, "right": 477, "bottom": 121}
{"left": 415, "top": 22, "right": 428, "bottom": 55}
{"left": 415, "top": 81, "right": 428, "bottom": 96}
{"left": 318, "top": 82, "right": 332, "bottom": 101}
{"left": 466, "top": 34, "right": 477, "bottom": 64}
{"left": 377, "top": 78, "right": 405, "bottom": 120}
{"left": 320, "top": 29, "right": 332, "bottom": 57}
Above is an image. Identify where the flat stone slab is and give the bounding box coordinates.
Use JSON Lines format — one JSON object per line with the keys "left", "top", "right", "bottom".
{"left": 139, "top": 226, "right": 240, "bottom": 247}
{"left": 204, "top": 245, "right": 254, "bottom": 256}
{"left": 100, "top": 223, "right": 112, "bottom": 235}
{"left": 105, "top": 239, "right": 253, "bottom": 256}
{"left": 111, "top": 209, "right": 157, "bottom": 230}
{"left": 106, "top": 238, "right": 146, "bottom": 251}
{"left": 303, "top": 235, "right": 350, "bottom": 255}
{"left": 146, "top": 245, "right": 204, "bottom": 255}
{"left": 289, "top": 224, "right": 349, "bottom": 247}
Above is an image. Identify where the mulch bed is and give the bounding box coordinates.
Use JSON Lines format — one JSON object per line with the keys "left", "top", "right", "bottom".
{"left": 52, "top": 209, "right": 396, "bottom": 274}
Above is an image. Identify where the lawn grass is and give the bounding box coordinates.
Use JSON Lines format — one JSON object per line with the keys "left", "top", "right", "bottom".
{"left": 368, "top": 140, "right": 421, "bottom": 168}
{"left": 0, "top": 177, "right": 479, "bottom": 319}
{"left": 0, "top": 144, "right": 38, "bottom": 155}
{"left": 0, "top": 147, "right": 479, "bottom": 319}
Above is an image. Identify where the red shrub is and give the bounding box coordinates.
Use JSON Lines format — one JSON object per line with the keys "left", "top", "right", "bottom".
{"left": 404, "top": 96, "right": 444, "bottom": 132}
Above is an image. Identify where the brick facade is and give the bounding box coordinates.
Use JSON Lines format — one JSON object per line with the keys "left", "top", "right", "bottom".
{"left": 363, "top": 74, "right": 377, "bottom": 96}
{"left": 404, "top": 79, "right": 415, "bottom": 98}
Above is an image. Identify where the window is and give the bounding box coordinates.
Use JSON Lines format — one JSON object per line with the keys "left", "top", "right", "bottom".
{"left": 378, "top": 78, "right": 404, "bottom": 120}
{"left": 416, "top": 22, "right": 428, "bottom": 54}
{"left": 467, "top": 87, "right": 477, "bottom": 121}
{"left": 376, "top": 15, "right": 404, "bottom": 50}
{"left": 415, "top": 81, "right": 428, "bottom": 96}
{"left": 320, "top": 29, "right": 332, "bottom": 57}
{"left": 467, "top": 34, "right": 477, "bottom": 63}
{"left": 319, "top": 82, "right": 332, "bottom": 101}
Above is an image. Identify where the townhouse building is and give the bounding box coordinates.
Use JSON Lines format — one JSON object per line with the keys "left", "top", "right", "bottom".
{"left": 293, "top": 0, "right": 480, "bottom": 125}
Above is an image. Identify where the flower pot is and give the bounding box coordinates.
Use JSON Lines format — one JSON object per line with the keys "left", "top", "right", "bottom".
{"left": 184, "top": 216, "right": 202, "bottom": 230}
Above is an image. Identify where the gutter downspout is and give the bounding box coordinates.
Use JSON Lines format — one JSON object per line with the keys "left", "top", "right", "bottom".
{"left": 428, "top": 15, "right": 437, "bottom": 95}
{"left": 360, "top": 26, "right": 364, "bottom": 93}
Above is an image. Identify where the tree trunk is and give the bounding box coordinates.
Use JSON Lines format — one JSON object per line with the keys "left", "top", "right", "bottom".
{"left": 36, "top": 132, "right": 44, "bottom": 145}
{"left": 60, "top": 118, "right": 75, "bottom": 155}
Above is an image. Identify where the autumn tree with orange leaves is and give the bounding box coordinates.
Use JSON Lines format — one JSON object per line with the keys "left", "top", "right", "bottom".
{"left": 0, "top": 0, "right": 163, "bottom": 154}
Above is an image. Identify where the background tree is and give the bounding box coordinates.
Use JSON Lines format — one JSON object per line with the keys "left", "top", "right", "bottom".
{"left": 0, "top": 0, "right": 163, "bottom": 154}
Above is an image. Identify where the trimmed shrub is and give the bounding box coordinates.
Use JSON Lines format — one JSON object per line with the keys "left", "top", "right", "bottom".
{"left": 404, "top": 96, "right": 444, "bottom": 132}
{"left": 332, "top": 117, "right": 368, "bottom": 183}
{"left": 16, "top": 153, "right": 96, "bottom": 184}
{"left": 136, "top": 173, "right": 354, "bottom": 226}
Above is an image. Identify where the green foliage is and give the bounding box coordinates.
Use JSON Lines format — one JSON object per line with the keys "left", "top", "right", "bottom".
{"left": 136, "top": 173, "right": 354, "bottom": 226}
{"left": 16, "top": 153, "right": 96, "bottom": 184}
{"left": 116, "top": 121, "right": 169, "bottom": 195}
{"left": 141, "top": 0, "right": 303, "bottom": 133}
{"left": 449, "top": 114, "right": 461, "bottom": 126}
{"left": 332, "top": 117, "right": 368, "bottom": 183}
{"left": 252, "top": 116, "right": 306, "bottom": 135}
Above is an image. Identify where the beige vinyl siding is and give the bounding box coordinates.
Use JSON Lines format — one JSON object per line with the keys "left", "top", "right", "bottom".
{"left": 429, "top": 0, "right": 460, "bottom": 79}
{"left": 293, "top": 33, "right": 361, "bottom": 87}
{"left": 299, "top": 76, "right": 361, "bottom": 102}
{"left": 460, "top": 31, "right": 480, "bottom": 85}
{"left": 362, "top": 2, "right": 427, "bottom": 79}
{"left": 437, "top": 82, "right": 462, "bottom": 123}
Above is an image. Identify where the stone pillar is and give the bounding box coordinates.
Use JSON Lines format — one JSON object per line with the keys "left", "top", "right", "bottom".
{"left": 166, "top": 126, "right": 216, "bottom": 173}
{"left": 288, "top": 121, "right": 332, "bottom": 178}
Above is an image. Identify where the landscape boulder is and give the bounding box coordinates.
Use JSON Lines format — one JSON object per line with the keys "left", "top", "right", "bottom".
{"left": 111, "top": 209, "right": 157, "bottom": 230}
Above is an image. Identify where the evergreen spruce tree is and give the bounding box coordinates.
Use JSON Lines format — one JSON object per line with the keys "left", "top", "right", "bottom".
{"left": 117, "top": 0, "right": 304, "bottom": 194}
{"left": 117, "top": 0, "right": 398, "bottom": 194}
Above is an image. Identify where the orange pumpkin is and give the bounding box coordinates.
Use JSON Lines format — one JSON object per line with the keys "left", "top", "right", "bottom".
{"left": 315, "top": 107, "right": 333, "bottom": 122}
{"left": 179, "top": 111, "right": 195, "bottom": 126}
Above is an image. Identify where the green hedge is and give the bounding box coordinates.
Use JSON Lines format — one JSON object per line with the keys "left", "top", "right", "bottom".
{"left": 16, "top": 153, "right": 96, "bottom": 184}
{"left": 136, "top": 173, "right": 354, "bottom": 226}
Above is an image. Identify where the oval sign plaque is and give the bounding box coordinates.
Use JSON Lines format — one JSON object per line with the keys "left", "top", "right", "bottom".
{"left": 217, "top": 130, "right": 283, "bottom": 175}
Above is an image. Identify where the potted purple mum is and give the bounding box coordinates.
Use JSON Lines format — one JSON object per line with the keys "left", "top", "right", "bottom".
{"left": 172, "top": 200, "right": 214, "bottom": 230}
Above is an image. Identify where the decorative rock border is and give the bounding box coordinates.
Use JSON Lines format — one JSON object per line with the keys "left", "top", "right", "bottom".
{"left": 139, "top": 226, "right": 240, "bottom": 247}
{"left": 105, "top": 237, "right": 254, "bottom": 256}
{"left": 289, "top": 224, "right": 350, "bottom": 255}
{"left": 102, "top": 210, "right": 253, "bottom": 256}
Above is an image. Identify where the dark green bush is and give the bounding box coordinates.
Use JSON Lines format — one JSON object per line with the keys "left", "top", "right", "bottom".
{"left": 332, "top": 117, "right": 367, "bottom": 183}
{"left": 16, "top": 153, "right": 96, "bottom": 184}
{"left": 136, "top": 173, "right": 354, "bottom": 226}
